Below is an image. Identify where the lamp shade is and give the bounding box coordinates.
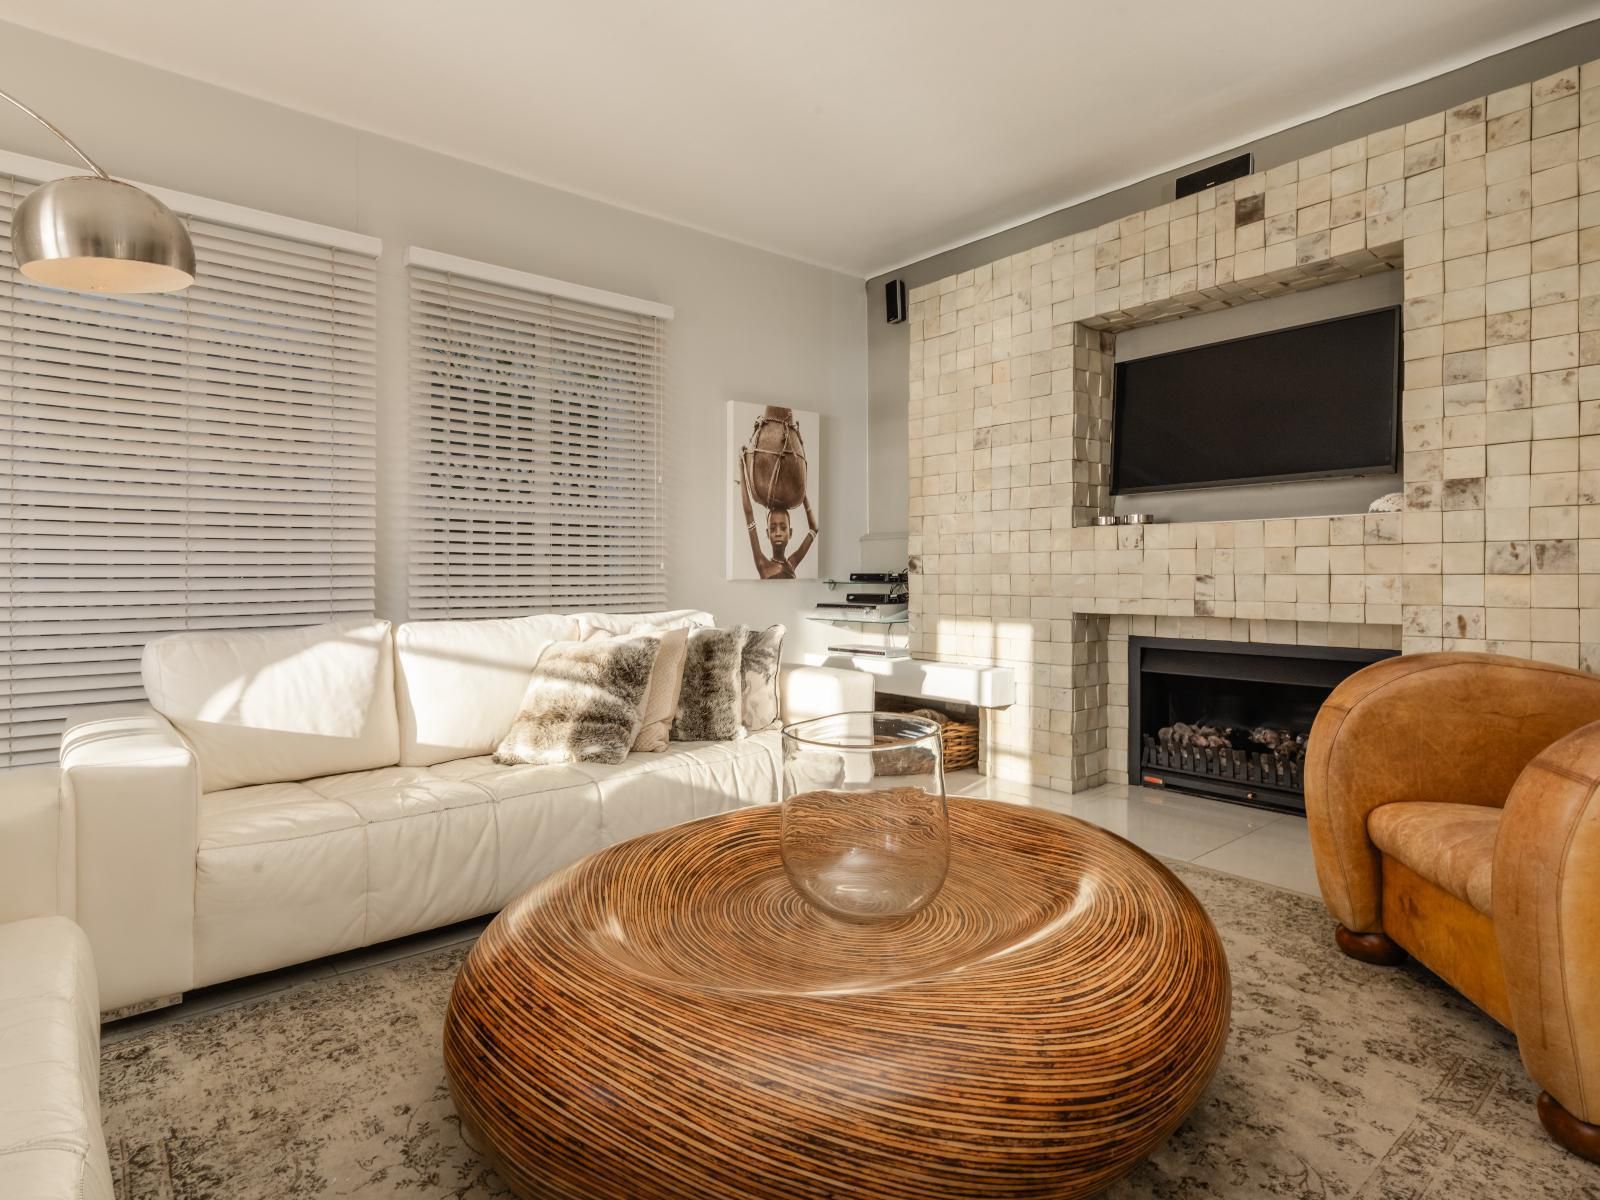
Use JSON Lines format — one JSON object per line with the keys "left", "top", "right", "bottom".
{"left": 12, "top": 174, "right": 195, "bottom": 294}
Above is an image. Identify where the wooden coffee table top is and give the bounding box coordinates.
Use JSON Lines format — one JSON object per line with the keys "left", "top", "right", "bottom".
{"left": 445, "top": 795, "right": 1231, "bottom": 1200}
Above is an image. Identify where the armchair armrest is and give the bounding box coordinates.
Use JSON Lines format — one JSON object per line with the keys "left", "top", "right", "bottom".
{"left": 60, "top": 703, "right": 200, "bottom": 1013}
{"left": 1495, "top": 721, "right": 1600, "bottom": 1126}
{"left": 1305, "top": 653, "right": 1600, "bottom": 934}
{"left": 779, "top": 664, "right": 874, "bottom": 725}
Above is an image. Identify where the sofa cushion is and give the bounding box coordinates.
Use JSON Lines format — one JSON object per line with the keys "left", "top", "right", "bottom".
{"left": 194, "top": 766, "right": 503, "bottom": 985}
{"left": 194, "top": 781, "right": 370, "bottom": 987}
{"left": 394, "top": 613, "right": 579, "bottom": 766}
{"left": 428, "top": 758, "right": 606, "bottom": 907}
{"left": 200, "top": 779, "right": 366, "bottom": 849}
{"left": 578, "top": 731, "right": 782, "bottom": 846}
{"left": 0, "top": 916, "right": 113, "bottom": 1200}
{"left": 142, "top": 618, "right": 398, "bottom": 792}
{"left": 434, "top": 735, "right": 781, "bottom": 900}
{"left": 302, "top": 767, "right": 499, "bottom": 946}
{"left": 190, "top": 732, "right": 785, "bottom": 989}
{"left": 1368, "top": 801, "right": 1500, "bottom": 915}
{"left": 572, "top": 609, "right": 712, "bottom": 640}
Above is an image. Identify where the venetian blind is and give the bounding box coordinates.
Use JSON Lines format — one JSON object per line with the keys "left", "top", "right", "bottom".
{"left": 0, "top": 172, "right": 379, "bottom": 767}
{"left": 406, "top": 257, "right": 667, "bottom": 618}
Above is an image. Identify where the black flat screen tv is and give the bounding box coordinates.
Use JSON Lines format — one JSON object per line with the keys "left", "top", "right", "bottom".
{"left": 1111, "top": 307, "right": 1400, "bottom": 494}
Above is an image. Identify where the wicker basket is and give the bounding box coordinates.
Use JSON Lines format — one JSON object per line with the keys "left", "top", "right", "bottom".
{"left": 874, "top": 709, "right": 979, "bottom": 774}
{"left": 939, "top": 719, "right": 979, "bottom": 771}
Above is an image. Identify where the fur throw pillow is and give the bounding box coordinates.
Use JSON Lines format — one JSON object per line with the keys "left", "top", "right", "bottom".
{"left": 577, "top": 623, "right": 692, "bottom": 752}
{"left": 494, "top": 636, "right": 660, "bottom": 766}
{"left": 741, "top": 625, "right": 786, "bottom": 733}
{"left": 670, "top": 625, "right": 748, "bottom": 742}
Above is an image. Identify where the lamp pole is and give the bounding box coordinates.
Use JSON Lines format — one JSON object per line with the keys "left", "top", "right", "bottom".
{"left": 0, "top": 86, "right": 111, "bottom": 179}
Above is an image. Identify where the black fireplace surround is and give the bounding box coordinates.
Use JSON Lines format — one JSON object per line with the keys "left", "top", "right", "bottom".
{"left": 1128, "top": 636, "right": 1396, "bottom": 816}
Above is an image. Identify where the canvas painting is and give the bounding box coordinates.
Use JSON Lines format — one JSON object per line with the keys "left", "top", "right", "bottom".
{"left": 726, "top": 401, "right": 820, "bottom": 580}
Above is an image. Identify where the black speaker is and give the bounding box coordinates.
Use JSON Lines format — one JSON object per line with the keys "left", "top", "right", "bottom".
{"left": 1175, "top": 152, "right": 1253, "bottom": 199}
{"left": 885, "top": 278, "right": 907, "bottom": 324}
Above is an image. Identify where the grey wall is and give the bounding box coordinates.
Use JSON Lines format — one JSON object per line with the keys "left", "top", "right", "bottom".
{"left": 864, "top": 18, "right": 1600, "bottom": 540}
{"left": 0, "top": 21, "right": 867, "bottom": 656}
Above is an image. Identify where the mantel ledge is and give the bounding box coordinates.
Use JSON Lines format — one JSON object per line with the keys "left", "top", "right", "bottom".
{"left": 1069, "top": 598, "right": 1394, "bottom": 626}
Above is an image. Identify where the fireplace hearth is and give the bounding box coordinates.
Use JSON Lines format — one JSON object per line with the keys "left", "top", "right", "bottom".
{"left": 1128, "top": 637, "right": 1395, "bottom": 815}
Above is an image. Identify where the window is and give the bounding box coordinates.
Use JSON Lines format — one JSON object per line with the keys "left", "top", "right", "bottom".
{"left": 0, "top": 166, "right": 379, "bottom": 767}
{"left": 406, "top": 249, "right": 669, "bottom": 619}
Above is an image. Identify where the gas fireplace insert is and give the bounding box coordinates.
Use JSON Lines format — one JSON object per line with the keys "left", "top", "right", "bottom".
{"left": 1128, "top": 636, "right": 1396, "bottom": 815}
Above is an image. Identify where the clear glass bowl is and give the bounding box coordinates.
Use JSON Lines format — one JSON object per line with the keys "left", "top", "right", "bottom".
{"left": 779, "top": 712, "right": 949, "bottom": 923}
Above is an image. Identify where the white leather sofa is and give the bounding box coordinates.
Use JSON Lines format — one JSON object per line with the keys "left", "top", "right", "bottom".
{"left": 0, "top": 917, "right": 112, "bottom": 1200}
{"left": 57, "top": 610, "right": 871, "bottom": 1014}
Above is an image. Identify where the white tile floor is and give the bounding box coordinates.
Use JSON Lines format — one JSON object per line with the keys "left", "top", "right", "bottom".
{"left": 947, "top": 771, "right": 1322, "bottom": 896}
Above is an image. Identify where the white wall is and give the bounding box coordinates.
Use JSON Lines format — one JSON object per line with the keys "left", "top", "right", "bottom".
{"left": 0, "top": 21, "right": 866, "bottom": 656}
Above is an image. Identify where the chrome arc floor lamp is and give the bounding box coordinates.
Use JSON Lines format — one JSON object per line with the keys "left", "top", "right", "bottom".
{"left": 1, "top": 86, "right": 195, "bottom": 293}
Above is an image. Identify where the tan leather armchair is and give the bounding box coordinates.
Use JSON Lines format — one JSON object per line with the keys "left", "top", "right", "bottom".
{"left": 1306, "top": 652, "right": 1600, "bottom": 1163}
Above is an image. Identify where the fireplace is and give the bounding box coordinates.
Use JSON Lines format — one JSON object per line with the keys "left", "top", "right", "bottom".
{"left": 1128, "top": 637, "right": 1396, "bottom": 815}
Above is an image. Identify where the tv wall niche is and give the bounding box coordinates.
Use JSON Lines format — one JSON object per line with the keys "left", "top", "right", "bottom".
{"left": 1111, "top": 307, "right": 1401, "bottom": 494}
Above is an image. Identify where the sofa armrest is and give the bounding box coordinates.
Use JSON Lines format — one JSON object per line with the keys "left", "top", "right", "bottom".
{"left": 779, "top": 664, "right": 875, "bottom": 726}
{"left": 1495, "top": 721, "right": 1600, "bottom": 1125}
{"left": 60, "top": 704, "right": 200, "bottom": 1013}
{"left": 0, "top": 916, "right": 113, "bottom": 1200}
{"left": 1305, "top": 652, "right": 1600, "bottom": 934}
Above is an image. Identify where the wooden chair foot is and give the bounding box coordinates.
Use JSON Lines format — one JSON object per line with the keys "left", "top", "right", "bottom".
{"left": 1334, "top": 925, "right": 1407, "bottom": 966}
{"left": 1539, "top": 1092, "right": 1600, "bottom": 1163}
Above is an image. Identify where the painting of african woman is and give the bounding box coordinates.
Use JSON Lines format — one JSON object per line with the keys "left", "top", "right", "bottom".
{"left": 725, "top": 401, "right": 820, "bottom": 580}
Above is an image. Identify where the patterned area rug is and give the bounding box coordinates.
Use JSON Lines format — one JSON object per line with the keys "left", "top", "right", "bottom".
{"left": 101, "top": 863, "right": 1600, "bottom": 1199}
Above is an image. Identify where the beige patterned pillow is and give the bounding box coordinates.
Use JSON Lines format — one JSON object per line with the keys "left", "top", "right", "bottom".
{"left": 629, "top": 626, "right": 690, "bottom": 752}
{"left": 741, "top": 625, "right": 786, "bottom": 733}
{"left": 493, "top": 636, "right": 659, "bottom": 766}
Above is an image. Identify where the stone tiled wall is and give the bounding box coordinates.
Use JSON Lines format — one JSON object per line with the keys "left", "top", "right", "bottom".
{"left": 906, "top": 62, "right": 1600, "bottom": 791}
{"left": 1073, "top": 514, "right": 1409, "bottom": 623}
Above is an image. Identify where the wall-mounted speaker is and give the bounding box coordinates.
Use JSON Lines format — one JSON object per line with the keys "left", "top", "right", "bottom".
{"left": 1175, "top": 153, "right": 1253, "bottom": 199}
{"left": 885, "top": 278, "right": 907, "bottom": 324}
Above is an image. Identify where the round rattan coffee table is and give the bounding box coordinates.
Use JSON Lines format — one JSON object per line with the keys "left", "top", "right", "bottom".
{"left": 444, "top": 796, "right": 1230, "bottom": 1200}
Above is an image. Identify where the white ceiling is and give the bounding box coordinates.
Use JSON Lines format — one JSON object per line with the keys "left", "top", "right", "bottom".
{"left": 2, "top": 0, "right": 1598, "bottom": 276}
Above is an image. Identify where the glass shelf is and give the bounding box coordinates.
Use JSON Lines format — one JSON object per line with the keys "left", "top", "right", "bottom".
{"left": 822, "top": 578, "right": 907, "bottom": 592}
{"left": 806, "top": 612, "right": 909, "bottom": 626}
